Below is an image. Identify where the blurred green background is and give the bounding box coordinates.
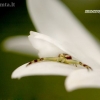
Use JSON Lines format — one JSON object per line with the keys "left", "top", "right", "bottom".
{"left": 0, "top": 0, "right": 100, "bottom": 100}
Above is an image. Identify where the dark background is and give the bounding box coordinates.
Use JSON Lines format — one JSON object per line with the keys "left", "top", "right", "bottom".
{"left": 0, "top": 0, "right": 100, "bottom": 100}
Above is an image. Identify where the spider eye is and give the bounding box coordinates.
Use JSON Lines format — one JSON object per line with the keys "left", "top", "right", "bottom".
{"left": 65, "top": 56, "right": 72, "bottom": 59}
{"left": 83, "top": 64, "right": 87, "bottom": 66}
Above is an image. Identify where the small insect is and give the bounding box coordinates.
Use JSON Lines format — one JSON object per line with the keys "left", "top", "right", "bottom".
{"left": 26, "top": 53, "right": 92, "bottom": 71}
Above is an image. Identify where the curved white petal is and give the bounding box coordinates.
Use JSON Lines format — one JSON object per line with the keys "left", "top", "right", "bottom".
{"left": 28, "top": 31, "right": 100, "bottom": 69}
{"left": 11, "top": 61, "right": 82, "bottom": 79}
{"left": 1, "top": 36, "right": 37, "bottom": 56}
{"left": 65, "top": 69, "right": 100, "bottom": 92}
{"left": 26, "top": 0, "right": 100, "bottom": 66}
{"left": 28, "top": 31, "right": 64, "bottom": 57}
{"left": 28, "top": 31, "right": 74, "bottom": 57}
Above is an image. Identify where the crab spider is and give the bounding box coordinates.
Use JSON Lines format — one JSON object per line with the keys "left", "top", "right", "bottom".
{"left": 26, "top": 53, "right": 92, "bottom": 71}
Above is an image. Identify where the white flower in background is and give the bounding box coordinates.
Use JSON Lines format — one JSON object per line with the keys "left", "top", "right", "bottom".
{"left": 2, "top": 0, "right": 100, "bottom": 91}
{"left": 2, "top": 35, "right": 37, "bottom": 56}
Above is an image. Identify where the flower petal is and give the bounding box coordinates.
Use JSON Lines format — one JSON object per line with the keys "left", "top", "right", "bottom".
{"left": 11, "top": 61, "right": 83, "bottom": 79}
{"left": 28, "top": 31, "right": 100, "bottom": 69}
{"left": 65, "top": 69, "right": 100, "bottom": 92}
{"left": 28, "top": 31, "right": 64, "bottom": 57}
{"left": 27, "top": 0, "right": 100, "bottom": 66}
{"left": 1, "top": 36, "right": 37, "bottom": 56}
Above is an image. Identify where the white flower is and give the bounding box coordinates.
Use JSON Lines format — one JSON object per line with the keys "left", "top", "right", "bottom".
{"left": 11, "top": 30, "right": 100, "bottom": 92}
{"left": 2, "top": 0, "right": 100, "bottom": 91}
